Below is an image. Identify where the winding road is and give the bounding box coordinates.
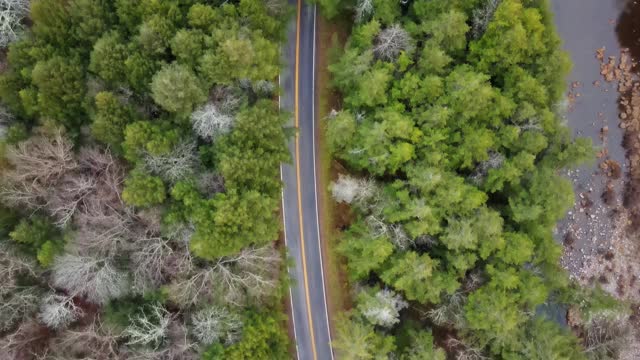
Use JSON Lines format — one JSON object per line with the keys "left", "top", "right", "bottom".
{"left": 280, "top": 1, "right": 334, "bottom": 359}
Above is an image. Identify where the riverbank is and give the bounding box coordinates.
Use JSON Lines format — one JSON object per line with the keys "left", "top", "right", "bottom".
{"left": 552, "top": 0, "right": 640, "bottom": 357}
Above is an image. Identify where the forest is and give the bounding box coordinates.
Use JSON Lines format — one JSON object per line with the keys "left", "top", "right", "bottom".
{"left": 0, "top": 0, "right": 291, "bottom": 359}
{"left": 321, "top": 0, "right": 631, "bottom": 358}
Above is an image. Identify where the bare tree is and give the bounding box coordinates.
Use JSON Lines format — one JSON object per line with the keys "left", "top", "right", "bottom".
{"left": 0, "top": 244, "right": 38, "bottom": 297}
{"left": 471, "top": 0, "right": 501, "bottom": 39}
{"left": 426, "top": 291, "right": 466, "bottom": 328}
{"left": 72, "top": 204, "right": 135, "bottom": 258}
{"left": 360, "top": 288, "right": 408, "bottom": 328}
{"left": 51, "top": 254, "right": 129, "bottom": 305}
{"left": 253, "top": 80, "right": 276, "bottom": 96}
{"left": 446, "top": 337, "right": 489, "bottom": 360}
{"left": 210, "top": 85, "right": 244, "bottom": 114}
{"left": 143, "top": 141, "right": 197, "bottom": 184}
{"left": 47, "top": 173, "right": 97, "bottom": 227}
{"left": 167, "top": 245, "right": 281, "bottom": 307}
{"left": 38, "top": 294, "right": 83, "bottom": 330}
{"left": 124, "top": 304, "right": 174, "bottom": 349}
{"left": 131, "top": 237, "right": 175, "bottom": 294}
{"left": 45, "top": 318, "right": 122, "bottom": 360}
{"left": 330, "top": 174, "right": 376, "bottom": 206}
{"left": 125, "top": 320, "right": 198, "bottom": 360}
{"left": 373, "top": 24, "right": 412, "bottom": 61}
{"left": 389, "top": 224, "right": 413, "bottom": 250}
{"left": 196, "top": 172, "right": 225, "bottom": 197}
{"left": 3, "top": 130, "right": 77, "bottom": 186}
{"left": 355, "top": 0, "right": 373, "bottom": 23}
{"left": 191, "top": 103, "right": 234, "bottom": 140}
{"left": 0, "top": 288, "right": 40, "bottom": 332}
{"left": 583, "top": 317, "right": 633, "bottom": 360}
{"left": 0, "top": 319, "right": 50, "bottom": 360}
{"left": 191, "top": 307, "right": 242, "bottom": 346}
{"left": 0, "top": 0, "right": 30, "bottom": 48}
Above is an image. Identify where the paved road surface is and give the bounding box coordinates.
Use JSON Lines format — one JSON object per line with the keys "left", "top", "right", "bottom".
{"left": 280, "top": 1, "right": 334, "bottom": 360}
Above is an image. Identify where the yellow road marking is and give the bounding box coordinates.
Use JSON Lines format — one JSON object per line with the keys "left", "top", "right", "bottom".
{"left": 293, "top": 0, "right": 318, "bottom": 359}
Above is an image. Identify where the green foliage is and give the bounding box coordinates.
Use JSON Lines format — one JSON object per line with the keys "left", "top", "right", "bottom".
{"left": 329, "top": 0, "right": 593, "bottom": 356}
{"left": 337, "top": 220, "right": 394, "bottom": 280}
{"left": 122, "top": 170, "right": 166, "bottom": 207}
{"left": 89, "top": 31, "right": 129, "bottom": 85}
{"left": 173, "top": 182, "right": 279, "bottom": 260}
{"left": 151, "top": 63, "right": 207, "bottom": 114}
{"left": 332, "top": 314, "right": 396, "bottom": 360}
{"left": 203, "top": 311, "right": 289, "bottom": 360}
{"left": 216, "top": 101, "right": 289, "bottom": 197}
{"left": 91, "top": 92, "right": 134, "bottom": 151}
{"left": 399, "top": 329, "right": 446, "bottom": 360}
{"left": 9, "top": 216, "right": 64, "bottom": 266}
{"left": 31, "top": 56, "right": 87, "bottom": 129}
{"left": 0, "top": 0, "right": 289, "bottom": 356}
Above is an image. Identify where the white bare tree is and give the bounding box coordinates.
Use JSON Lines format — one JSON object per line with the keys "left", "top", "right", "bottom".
{"left": 125, "top": 320, "right": 198, "bottom": 360}
{"left": 131, "top": 237, "right": 175, "bottom": 294}
{"left": 355, "top": 0, "right": 373, "bottom": 23}
{"left": 426, "top": 291, "right": 466, "bottom": 328}
{"left": 191, "top": 307, "right": 242, "bottom": 346}
{"left": 0, "top": 0, "right": 30, "bottom": 48}
{"left": 124, "top": 304, "right": 174, "bottom": 349}
{"left": 38, "top": 293, "right": 83, "bottom": 330}
{"left": 191, "top": 103, "right": 234, "bottom": 140}
{"left": 144, "top": 141, "right": 197, "bottom": 184}
{"left": 373, "top": 24, "right": 412, "bottom": 61}
{"left": 72, "top": 204, "right": 135, "bottom": 258}
{"left": 167, "top": 244, "right": 281, "bottom": 307}
{"left": 330, "top": 174, "right": 376, "bottom": 205}
{"left": 446, "top": 338, "right": 489, "bottom": 360}
{"left": 389, "top": 224, "right": 413, "bottom": 250}
{"left": 0, "top": 288, "right": 40, "bottom": 332}
{"left": 0, "top": 244, "right": 38, "bottom": 297}
{"left": 359, "top": 288, "right": 408, "bottom": 328}
{"left": 51, "top": 254, "right": 129, "bottom": 305}
{"left": 471, "top": 0, "right": 501, "bottom": 39}
{"left": 47, "top": 173, "right": 97, "bottom": 227}
{"left": 253, "top": 80, "right": 276, "bottom": 96}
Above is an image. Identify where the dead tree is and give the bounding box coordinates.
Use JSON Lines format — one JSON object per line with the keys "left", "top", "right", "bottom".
{"left": 355, "top": 0, "right": 373, "bottom": 23}
{"left": 124, "top": 304, "right": 174, "bottom": 349}
{"left": 191, "top": 307, "right": 242, "bottom": 345}
{"left": 0, "top": 0, "right": 31, "bottom": 48}
{"left": 45, "top": 318, "right": 122, "bottom": 360}
{"left": 38, "top": 294, "right": 83, "bottom": 330}
{"left": 471, "top": 0, "right": 501, "bottom": 39}
{"left": 167, "top": 244, "right": 281, "bottom": 308}
{"left": 373, "top": 24, "right": 412, "bottom": 61}
{"left": 143, "top": 141, "right": 197, "bottom": 184}
{"left": 191, "top": 103, "right": 234, "bottom": 140}
{"left": 51, "top": 255, "right": 129, "bottom": 305}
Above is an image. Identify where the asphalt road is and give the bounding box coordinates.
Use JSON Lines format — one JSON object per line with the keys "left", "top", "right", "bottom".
{"left": 280, "top": 1, "right": 334, "bottom": 359}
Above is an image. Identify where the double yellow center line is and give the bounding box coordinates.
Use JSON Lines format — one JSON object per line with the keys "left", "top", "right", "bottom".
{"left": 293, "top": 0, "right": 318, "bottom": 359}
